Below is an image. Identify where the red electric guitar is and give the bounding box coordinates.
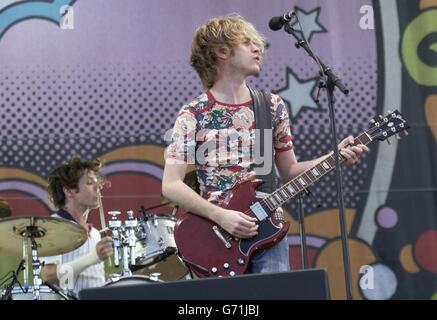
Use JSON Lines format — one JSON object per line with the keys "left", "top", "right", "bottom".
{"left": 174, "top": 110, "right": 409, "bottom": 278}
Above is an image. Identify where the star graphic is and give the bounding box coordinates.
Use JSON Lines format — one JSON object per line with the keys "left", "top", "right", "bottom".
{"left": 275, "top": 67, "right": 319, "bottom": 118}
{"left": 291, "top": 7, "right": 327, "bottom": 42}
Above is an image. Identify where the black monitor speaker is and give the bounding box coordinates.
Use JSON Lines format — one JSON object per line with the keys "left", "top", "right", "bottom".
{"left": 79, "top": 268, "right": 330, "bottom": 300}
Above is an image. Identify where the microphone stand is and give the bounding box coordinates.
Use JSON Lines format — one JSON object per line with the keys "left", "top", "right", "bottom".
{"left": 282, "top": 17, "right": 353, "bottom": 300}
{"left": 297, "top": 188, "right": 321, "bottom": 270}
{"left": 296, "top": 193, "right": 308, "bottom": 269}
{"left": 1, "top": 259, "right": 26, "bottom": 300}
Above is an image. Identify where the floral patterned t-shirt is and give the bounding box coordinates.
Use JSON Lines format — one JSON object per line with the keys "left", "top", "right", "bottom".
{"left": 166, "top": 90, "right": 293, "bottom": 203}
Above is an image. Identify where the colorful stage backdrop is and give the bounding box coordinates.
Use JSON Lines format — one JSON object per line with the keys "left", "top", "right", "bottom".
{"left": 0, "top": 0, "right": 436, "bottom": 299}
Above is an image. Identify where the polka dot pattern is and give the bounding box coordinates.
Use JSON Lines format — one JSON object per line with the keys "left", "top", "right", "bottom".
{"left": 1, "top": 56, "right": 376, "bottom": 212}
{"left": 0, "top": 61, "right": 201, "bottom": 176}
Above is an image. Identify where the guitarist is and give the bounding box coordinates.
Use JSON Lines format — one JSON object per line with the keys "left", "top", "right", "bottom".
{"left": 162, "top": 15, "right": 369, "bottom": 274}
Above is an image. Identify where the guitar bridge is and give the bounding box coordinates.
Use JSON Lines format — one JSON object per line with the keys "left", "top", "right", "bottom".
{"left": 212, "top": 226, "right": 231, "bottom": 248}
{"left": 274, "top": 208, "right": 285, "bottom": 222}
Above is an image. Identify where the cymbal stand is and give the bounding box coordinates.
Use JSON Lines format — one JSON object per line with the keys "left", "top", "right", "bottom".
{"left": 108, "top": 211, "right": 123, "bottom": 271}
{"left": 26, "top": 226, "right": 42, "bottom": 300}
{"left": 120, "top": 237, "right": 131, "bottom": 277}
{"left": 108, "top": 211, "right": 138, "bottom": 277}
{"left": 22, "top": 236, "right": 29, "bottom": 291}
{"left": 125, "top": 211, "right": 138, "bottom": 268}
{"left": 31, "top": 241, "right": 41, "bottom": 299}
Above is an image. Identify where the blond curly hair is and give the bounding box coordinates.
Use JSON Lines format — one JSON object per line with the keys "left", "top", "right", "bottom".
{"left": 190, "top": 14, "right": 266, "bottom": 89}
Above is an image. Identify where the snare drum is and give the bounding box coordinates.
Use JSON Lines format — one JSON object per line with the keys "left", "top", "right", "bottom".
{"left": 132, "top": 214, "right": 189, "bottom": 281}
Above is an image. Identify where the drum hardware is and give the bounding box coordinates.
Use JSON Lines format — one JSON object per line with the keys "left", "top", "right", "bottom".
{"left": 170, "top": 207, "right": 177, "bottom": 217}
{"left": 30, "top": 236, "right": 42, "bottom": 299}
{"left": 22, "top": 236, "right": 29, "bottom": 290}
{"left": 107, "top": 207, "right": 190, "bottom": 282}
{"left": 125, "top": 210, "right": 138, "bottom": 268}
{"left": 107, "top": 273, "right": 121, "bottom": 283}
{"left": 139, "top": 206, "right": 154, "bottom": 221}
{"left": 108, "top": 211, "right": 123, "bottom": 273}
{"left": 1, "top": 259, "right": 26, "bottom": 300}
{"left": 108, "top": 210, "right": 138, "bottom": 277}
{"left": 148, "top": 273, "right": 161, "bottom": 282}
{"left": 0, "top": 216, "right": 86, "bottom": 300}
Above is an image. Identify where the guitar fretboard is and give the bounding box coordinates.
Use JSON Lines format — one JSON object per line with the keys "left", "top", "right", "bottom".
{"left": 261, "top": 131, "right": 372, "bottom": 212}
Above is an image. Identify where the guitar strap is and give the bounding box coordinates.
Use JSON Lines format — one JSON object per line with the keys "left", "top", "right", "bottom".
{"left": 248, "top": 87, "right": 277, "bottom": 194}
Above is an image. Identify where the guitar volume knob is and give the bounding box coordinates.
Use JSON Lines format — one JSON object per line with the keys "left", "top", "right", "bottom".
{"left": 237, "top": 258, "right": 245, "bottom": 265}
{"left": 223, "top": 263, "right": 229, "bottom": 269}
{"left": 211, "top": 267, "right": 218, "bottom": 273}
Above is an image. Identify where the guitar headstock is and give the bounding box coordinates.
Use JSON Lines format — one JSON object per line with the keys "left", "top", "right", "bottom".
{"left": 367, "top": 110, "right": 410, "bottom": 143}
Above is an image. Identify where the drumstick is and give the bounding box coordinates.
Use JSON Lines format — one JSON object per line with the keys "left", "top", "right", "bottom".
{"left": 99, "top": 227, "right": 109, "bottom": 235}
{"left": 97, "top": 189, "right": 112, "bottom": 267}
{"left": 82, "top": 209, "right": 89, "bottom": 223}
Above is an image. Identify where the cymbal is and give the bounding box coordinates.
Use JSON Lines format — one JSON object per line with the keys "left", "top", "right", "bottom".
{"left": 160, "top": 170, "right": 199, "bottom": 207}
{"left": 0, "top": 216, "right": 87, "bottom": 256}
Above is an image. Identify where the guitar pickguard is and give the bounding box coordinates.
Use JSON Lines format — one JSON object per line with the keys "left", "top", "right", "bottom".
{"left": 239, "top": 218, "right": 282, "bottom": 255}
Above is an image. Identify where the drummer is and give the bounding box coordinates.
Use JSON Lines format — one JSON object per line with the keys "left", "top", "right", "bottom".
{"left": 40, "top": 155, "right": 113, "bottom": 296}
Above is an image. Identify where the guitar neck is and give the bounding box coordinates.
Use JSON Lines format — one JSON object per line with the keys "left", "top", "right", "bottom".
{"left": 262, "top": 131, "right": 373, "bottom": 211}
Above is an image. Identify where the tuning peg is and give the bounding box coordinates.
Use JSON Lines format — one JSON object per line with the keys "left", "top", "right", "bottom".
{"left": 386, "top": 138, "right": 392, "bottom": 145}
{"left": 378, "top": 115, "right": 384, "bottom": 120}
{"left": 395, "top": 134, "right": 401, "bottom": 140}
{"left": 404, "top": 130, "right": 409, "bottom": 136}
{"left": 369, "top": 119, "right": 376, "bottom": 125}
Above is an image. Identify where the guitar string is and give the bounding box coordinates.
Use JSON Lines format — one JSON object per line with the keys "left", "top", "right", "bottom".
{"left": 251, "top": 125, "right": 383, "bottom": 216}
{"left": 216, "top": 124, "right": 389, "bottom": 239}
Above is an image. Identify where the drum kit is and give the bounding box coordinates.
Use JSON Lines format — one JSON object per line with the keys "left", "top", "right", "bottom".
{"left": 0, "top": 209, "right": 192, "bottom": 300}
{"left": 105, "top": 207, "right": 190, "bottom": 283}
{"left": 0, "top": 171, "right": 198, "bottom": 300}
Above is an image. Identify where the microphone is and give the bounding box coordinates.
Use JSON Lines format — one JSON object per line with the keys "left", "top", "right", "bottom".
{"left": 268, "top": 11, "right": 296, "bottom": 31}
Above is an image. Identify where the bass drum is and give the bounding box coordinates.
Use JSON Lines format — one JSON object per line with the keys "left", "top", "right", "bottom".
{"left": 132, "top": 214, "right": 190, "bottom": 281}
{"left": 132, "top": 254, "right": 190, "bottom": 281}
{"left": 105, "top": 275, "right": 161, "bottom": 287}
